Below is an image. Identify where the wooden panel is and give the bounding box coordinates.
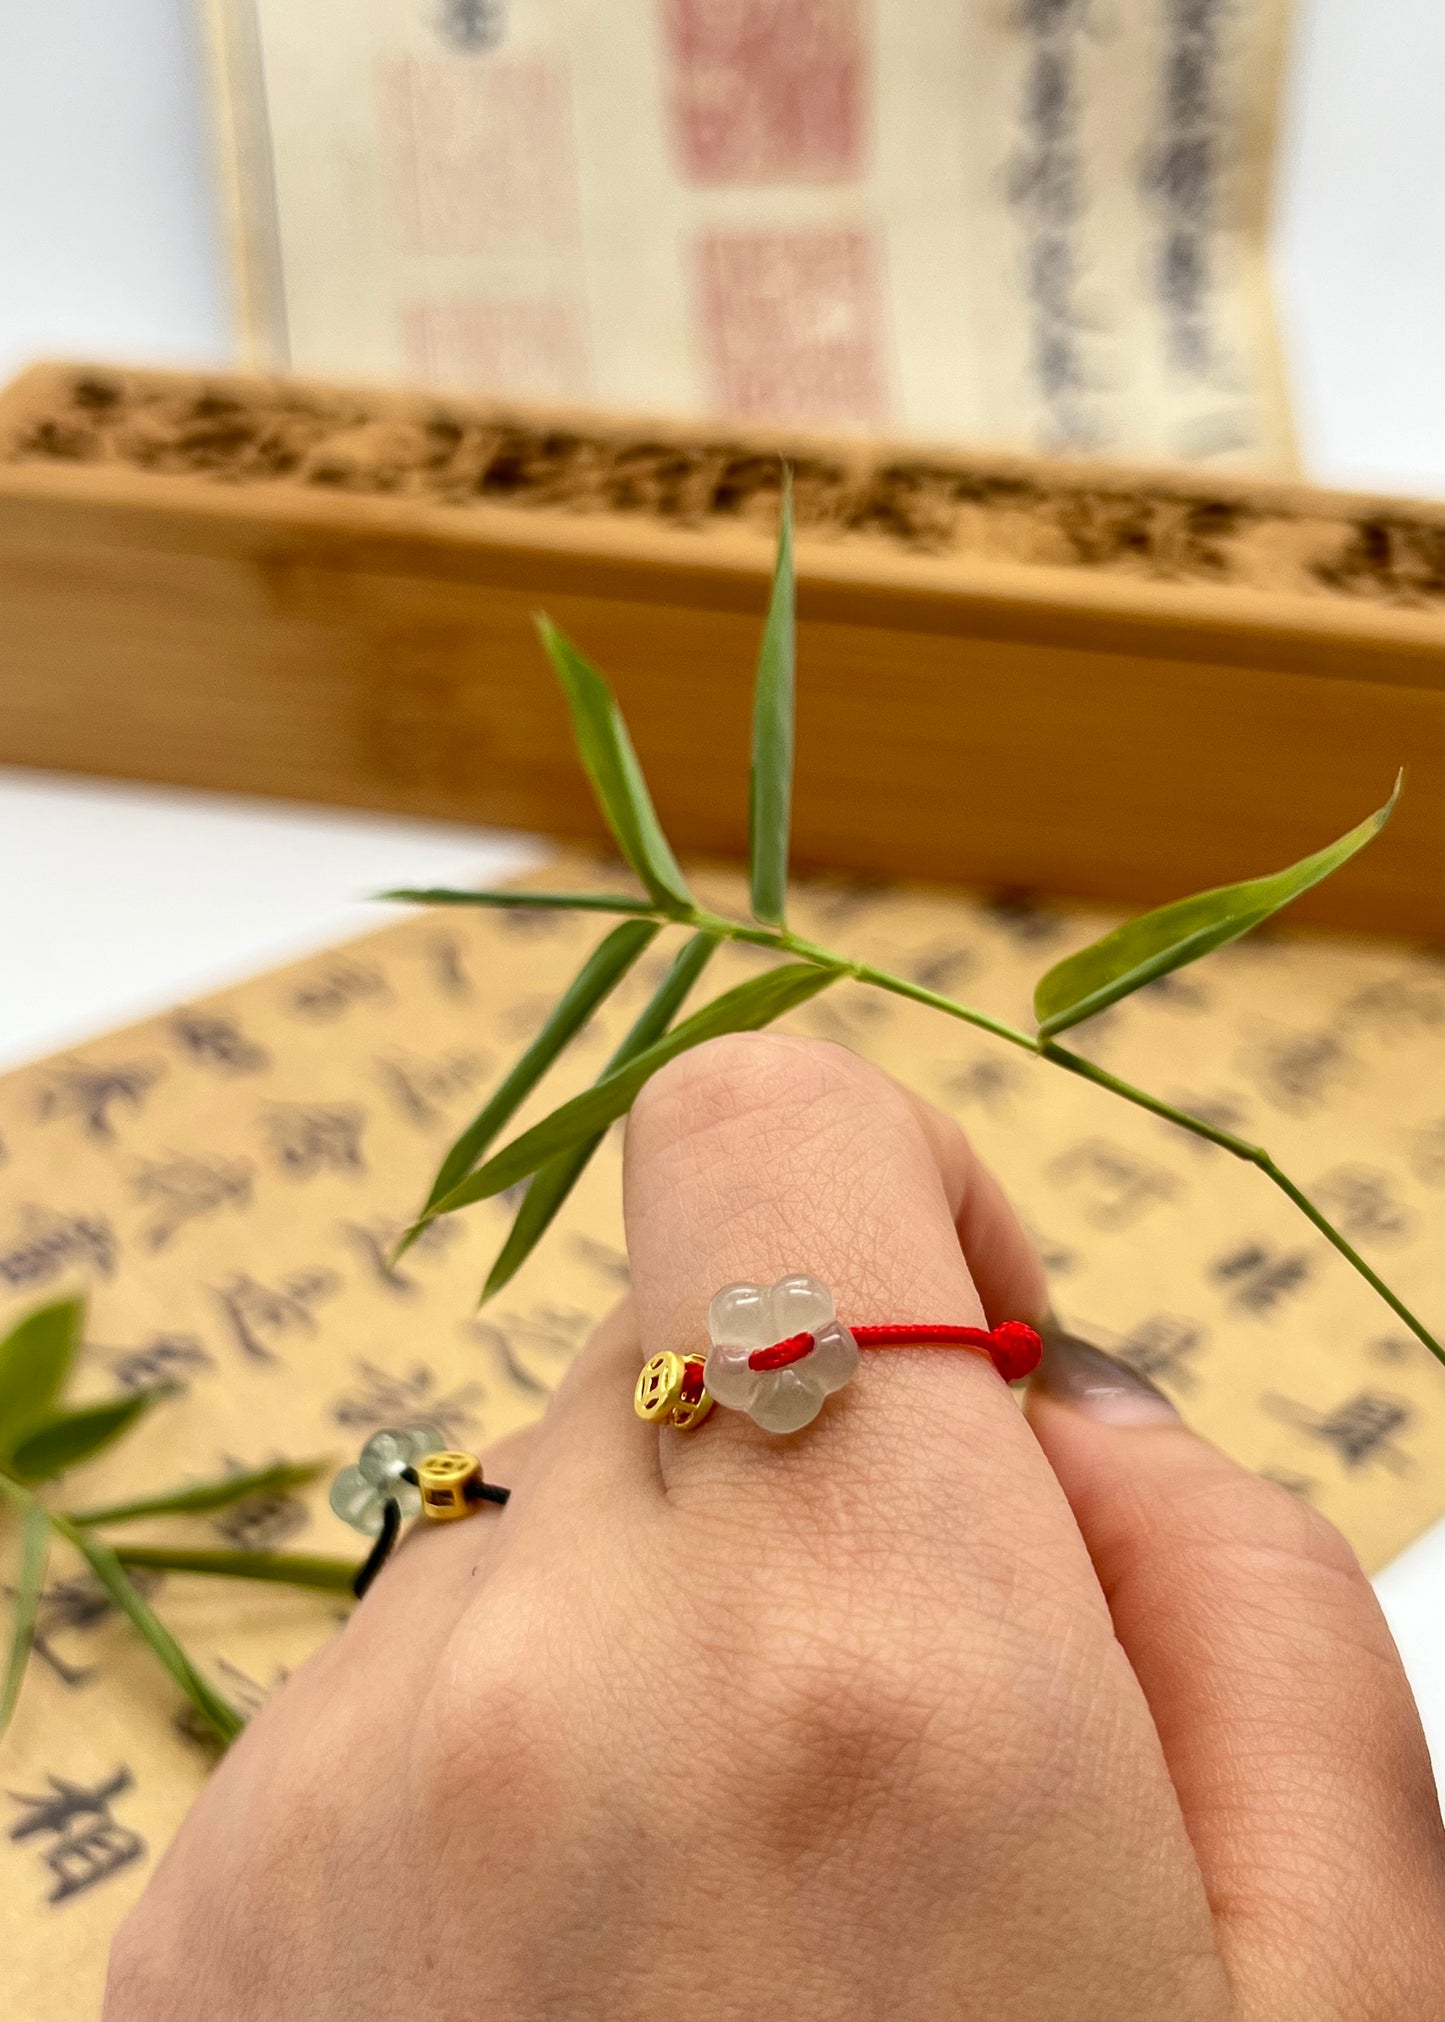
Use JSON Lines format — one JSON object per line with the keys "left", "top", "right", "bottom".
{"left": 2, "top": 362, "right": 1444, "bottom": 933}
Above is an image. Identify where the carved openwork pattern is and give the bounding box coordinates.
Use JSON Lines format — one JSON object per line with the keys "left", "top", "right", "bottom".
{"left": 4, "top": 369, "right": 1444, "bottom": 608}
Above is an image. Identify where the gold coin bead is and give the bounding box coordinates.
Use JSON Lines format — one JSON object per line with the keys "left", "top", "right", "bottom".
{"left": 634, "top": 1352, "right": 686, "bottom": 1423}
{"left": 633, "top": 1352, "right": 714, "bottom": 1429}
{"left": 416, "top": 1449, "right": 482, "bottom": 1521}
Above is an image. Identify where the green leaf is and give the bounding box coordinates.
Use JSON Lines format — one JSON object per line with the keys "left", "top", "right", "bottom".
{"left": 536, "top": 617, "right": 693, "bottom": 913}
{"left": 431, "top": 959, "right": 838, "bottom": 1219}
{"left": 403, "top": 917, "right": 662, "bottom": 1253}
{"left": 7, "top": 1391, "right": 160, "bottom": 1483}
{"left": 112, "top": 1545, "right": 359, "bottom": 1594}
{"left": 0, "top": 1296, "right": 85, "bottom": 1447}
{"left": 378, "top": 888, "right": 656, "bottom": 915}
{"left": 56, "top": 1520, "right": 242, "bottom": 1744}
{"left": 1034, "top": 778, "right": 1402, "bottom": 1039}
{"left": 749, "top": 476, "right": 795, "bottom": 926}
{"left": 0, "top": 1502, "right": 51, "bottom": 1737}
{"left": 482, "top": 931, "right": 721, "bottom": 1299}
{"left": 68, "top": 1458, "right": 329, "bottom": 1528}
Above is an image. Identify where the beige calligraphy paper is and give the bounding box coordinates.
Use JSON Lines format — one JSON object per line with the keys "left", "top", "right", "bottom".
{"left": 7, "top": 854, "right": 1444, "bottom": 2012}
{"left": 202, "top": 0, "right": 1295, "bottom": 469}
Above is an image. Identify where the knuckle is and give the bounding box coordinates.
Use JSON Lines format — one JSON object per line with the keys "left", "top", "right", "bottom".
{"left": 732, "top": 1609, "right": 954, "bottom": 1803}
{"left": 231, "top": 1702, "right": 390, "bottom": 1906}
{"left": 1179, "top": 1469, "right": 1363, "bottom": 1588}
{"left": 631, "top": 1033, "right": 898, "bottom": 1164}
{"left": 415, "top": 1574, "right": 572, "bottom": 1834}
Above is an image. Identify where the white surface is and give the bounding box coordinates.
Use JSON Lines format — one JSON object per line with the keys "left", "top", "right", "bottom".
{"left": 1273, "top": 0, "right": 1445, "bottom": 494}
{"left": 0, "top": 0, "right": 1444, "bottom": 491}
{"left": 0, "top": 0, "right": 231, "bottom": 381}
{"left": 0, "top": 768, "right": 538, "bottom": 1069}
{"left": 1375, "top": 1520, "right": 1445, "bottom": 1789}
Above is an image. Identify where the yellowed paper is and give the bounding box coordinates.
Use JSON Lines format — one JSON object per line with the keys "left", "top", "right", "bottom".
{"left": 6, "top": 856, "right": 1443, "bottom": 2011}
{"left": 203, "top": 0, "right": 1295, "bottom": 468}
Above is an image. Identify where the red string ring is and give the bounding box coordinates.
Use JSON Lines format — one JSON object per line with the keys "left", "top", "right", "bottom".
{"left": 746, "top": 1319, "right": 1042, "bottom": 1385}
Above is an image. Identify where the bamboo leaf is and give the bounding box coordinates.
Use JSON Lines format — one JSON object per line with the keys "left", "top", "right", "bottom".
{"left": 0, "top": 1502, "right": 51, "bottom": 1737}
{"left": 403, "top": 917, "right": 661, "bottom": 1251}
{"left": 379, "top": 888, "right": 656, "bottom": 915}
{"left": 0, "top": 1296, "right": 85, "bottom": 1447}
{"left": 536, "top": 617, "right": 693, "bottom": 912}
{"left": 1034, "top": 778, "right": 1402, "bottom": 1039}
{"left": 113, "top": 1545, "right": 359, "bottom": 1594}
{"left": 68, "top": 1458, "right": 329, "bottom": 1528}
{"left": 431, "top": 960, "right": 837, "bottom": 1218}
{"left": 7, "top": 1391, "right": 159, "bottom": 1483}
{"left": 749, "top": 477, "right": 795, "bottom": 926}
{"left": 56, "top": 1520, "right": 242, "bottom": 1744}
{"left": 483, "top": 931, "right": 720, "bottom": 1299}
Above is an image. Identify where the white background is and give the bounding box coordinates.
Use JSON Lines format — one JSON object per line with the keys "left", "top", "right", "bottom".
{"left": 0, "top": 0, "right": 1444, "bottom": 1778}
{"left": 2, "top": 0, "right": 1443, "bottom": 491}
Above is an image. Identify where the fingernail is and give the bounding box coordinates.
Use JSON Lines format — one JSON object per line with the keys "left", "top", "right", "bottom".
{"left": 1033, "top": 1325, "right": 1181, "bottom": 1426}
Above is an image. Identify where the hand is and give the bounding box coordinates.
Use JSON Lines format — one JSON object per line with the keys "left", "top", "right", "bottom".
{"left": 105, "top": 1036, "right": 1445, "bottom": 2020}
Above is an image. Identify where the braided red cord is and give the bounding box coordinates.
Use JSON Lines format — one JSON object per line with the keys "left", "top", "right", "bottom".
{"left": 746, "top": 1319, "right": 1042, "bottom": 1384}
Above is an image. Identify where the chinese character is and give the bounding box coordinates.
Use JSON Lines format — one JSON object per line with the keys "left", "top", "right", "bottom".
{"left": 429, "top": 934, "right": 474, "bottom": 1001}
{"left": 981, "top": 891, "right": 1067, "bottom": 947}
{"left": 1046, "top": 1139, "right": 1180, "bottom": 1231}
{"left": 131, "top": 1153, "right": 254, "bottom": 1251}
{"left": 1265, "top": 1389, "right": 1413, "bottom": 1473}
{"left": 571, "top": 1234, "right": 629, "bottom": 1287}
{"left": 1138, "top": 970, "right": 1210, "bottom": 1012}
{"left": 210, "top": 1462, "right": 308, "bottom": 1552}
{"left": 104, "top": 1332, "right": 214, "bottom": 1395}
{"left": 288, "top": 961, "right": 391, "bottom": 1021}
{"left": 498, "top": 907, "right": 571, "bottom": 942}
{"left": 1023, "top": 1219, "right": 1079, "bottom": 1279}
{"left": 802, "top": 993, "right": 890, "bottom": 1046}
{"left": 0, "top": 1207, "right": 117, "bottom": 1288}
{"left": 170, "top": 1009, "right": 270, "bottom": 1074}
{"left": 940, "top": 1056, "right": 1028, "bottom": 1114}
{"left": 213, "top": 1269, "right": 340, "bottom": 1363}
{"left": 1163, "top": 1090, "right": 1249, "bottom": 1150}
{"left": 1410, "top": 1117, "right": 1445, "bottom": 1189}
{"left": 36, "top": 1057, "right": 162, "bottom": 1141}
{"left": 263, "top": 1104, "right": 366, "bottom": 1179}
{"left": 374, "top": 1051, "right": 484, "bottom": 1130}
{"left": 1368, "top": 1333, "right": 1422, "bottom": 1367}
{"left": 330, "top": 1362, "right": 484, "bottom": 1446}
{"left": 8, "top": 1769, "right": 145, "bottom": 1903}
{"left": 27, "top": 1570, "right": 161, "bottom": 1688}
{"left": 1210, "top": 1241, "right": 1312, "bottom": 1314}
{"left": 341, "top": 1215, "right": 460, "bottom": 1297}
{"left": 470, "top": 1306, "right": 591, "bottom": 1397}
{"left": 1240, "top": 1028, "right": 1353, "bottom": 1113}
{"left": 1339, "top": 972, "right": 1445, "bottom": 1044}
{"left": 810, "top": 878, "right": 893, "bottom": 930}
{"left": 906, "top": 943, "right": 979, "bottom": 995}
{"left": 1116, "top": 1313, "right": 1205, "bottom": 1392}
{"left": 1312, "top": 1164, "right": 1414, "bottom": 1244}
{"left": 437, "top": 0, "right": 506, "bottom": 51}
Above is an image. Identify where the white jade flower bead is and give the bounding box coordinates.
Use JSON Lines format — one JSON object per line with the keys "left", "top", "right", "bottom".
{"left": 329, "top": 1423, "right": 446, "bottom": 1536}
{"left": 704, "top": 1274, "right": 859, "bottom": 1432}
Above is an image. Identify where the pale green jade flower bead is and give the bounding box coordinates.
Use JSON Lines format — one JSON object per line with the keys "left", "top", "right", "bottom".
{"left": 329, "top": 1423, "right": 446, "bottom": 1536}
{"left": 704, "top": 1275, "right": 860, "bottom": 1433}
